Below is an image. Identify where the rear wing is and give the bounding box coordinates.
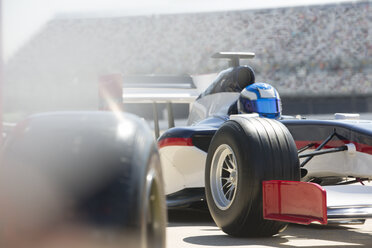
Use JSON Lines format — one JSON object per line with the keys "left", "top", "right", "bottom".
{"left": 212, "top": 52, "right": 255, "bottom": 67}
{"left": 122, "top": 75, "right": 198, "bottom": 104}
{"left": 99, "top": 74, "right": 199, "bottom": 138}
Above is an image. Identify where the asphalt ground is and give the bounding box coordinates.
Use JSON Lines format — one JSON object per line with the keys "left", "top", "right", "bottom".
{"left": 167, "top": 208, "right": 372, "bottom": 248}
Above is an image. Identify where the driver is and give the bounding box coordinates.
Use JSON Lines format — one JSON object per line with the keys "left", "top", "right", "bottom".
{"left": 229, "top": 83, "right": 282, "bottom": 119}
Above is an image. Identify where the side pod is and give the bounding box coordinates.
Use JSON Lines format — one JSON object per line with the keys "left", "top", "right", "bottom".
{"left": 263, "top": 180, "right": 327, "bottom": 225}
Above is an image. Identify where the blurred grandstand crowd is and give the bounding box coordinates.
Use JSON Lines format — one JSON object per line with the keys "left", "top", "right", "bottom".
{"left": 4, "top": 1, "right": 371, "bottom": 117}
{"left": 129, "top": 1, "right": 371, "bottom": 96}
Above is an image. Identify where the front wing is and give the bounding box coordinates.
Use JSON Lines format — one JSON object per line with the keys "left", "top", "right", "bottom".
{"left": 263, "top": 180, "right": 372, "bottom": 225}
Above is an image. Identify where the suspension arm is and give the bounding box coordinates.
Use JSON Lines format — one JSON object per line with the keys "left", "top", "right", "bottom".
{"left": 300, "top": 132, "right": 337, "bottom": 168}
{"left": 299, "top": 146, "right": 347, "bottom": 159}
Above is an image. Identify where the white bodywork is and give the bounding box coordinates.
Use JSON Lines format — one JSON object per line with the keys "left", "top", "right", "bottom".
{"left": 303, "top": 147, "right": 372, "bottom": 180}
{"left": 325, "top": 184, "right": 372, "bottom": 207}
{"left": 159, "top": 146, "right": 207, "bottom": 195}
{"left": 161, "top": 140, "right": 372, "bottom": 196}
{"left": 161, "top": 116, "right": 372, "bottom": 195}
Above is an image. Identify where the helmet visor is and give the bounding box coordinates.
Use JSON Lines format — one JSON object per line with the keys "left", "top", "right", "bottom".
{"left": 243, "top": 98, "right": 281, "bottom": 114}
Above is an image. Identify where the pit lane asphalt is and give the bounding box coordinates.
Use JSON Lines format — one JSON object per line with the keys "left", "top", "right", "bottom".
{"left": 167, "top": 208, "right": 372, "bottom": 248}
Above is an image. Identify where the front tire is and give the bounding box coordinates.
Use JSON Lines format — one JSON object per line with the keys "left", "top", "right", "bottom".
{"left": 0, "top": 112, "right": 166, "bottom": 248}
{"left": 205, "top": 117, "right": 300, "bottom": 237}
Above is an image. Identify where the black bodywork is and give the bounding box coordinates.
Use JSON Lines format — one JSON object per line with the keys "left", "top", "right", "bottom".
{"left": 197, "top": 65, "right": 255, "bottom": 100}
{"left": 159, "top": 117, "right": 372, "bottom": 154}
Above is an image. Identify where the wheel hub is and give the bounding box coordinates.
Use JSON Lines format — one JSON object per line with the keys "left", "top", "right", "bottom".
{"left": 230, "top": 171, "right": 237, "bottom": 184}
{"left": 210, "top": 144, "right": 238, "bottom": 210}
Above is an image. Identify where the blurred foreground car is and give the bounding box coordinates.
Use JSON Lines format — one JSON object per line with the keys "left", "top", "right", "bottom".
{"left": 0, "top": 112, "right": 166, "bottom": 248}
{"left": 158, "top": 52, "right": 372, "bottom": 237}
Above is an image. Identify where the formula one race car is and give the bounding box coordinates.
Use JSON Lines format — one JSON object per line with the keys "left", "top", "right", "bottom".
{"left": 158, "top": 52, "right": 372, "bottom": 237}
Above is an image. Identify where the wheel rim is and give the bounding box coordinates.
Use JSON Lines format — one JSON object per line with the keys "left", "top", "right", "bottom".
{"left": 146, "top": 179, "right": 164, "bottom": 248}
{"left": 144, "top": 155, "right": 166, "bottom": 248}
{"left": 210, "top": 144, "right": 238, "bottom": 210}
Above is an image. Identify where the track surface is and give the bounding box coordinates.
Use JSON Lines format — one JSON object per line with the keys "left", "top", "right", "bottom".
{"left": 167, "top": 208, "right": 372, "bottom": 248}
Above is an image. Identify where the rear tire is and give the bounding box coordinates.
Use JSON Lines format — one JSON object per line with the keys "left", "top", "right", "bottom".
{"left": 205, "top": 117, "right": 300, "bottom": 237}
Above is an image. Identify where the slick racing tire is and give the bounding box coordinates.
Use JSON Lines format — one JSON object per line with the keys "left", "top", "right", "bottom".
{"left": 205, "top": 117, "right": 300, "bottom": 237}
{"left": 0, "top": 112, "right": 166, "bottom": 248}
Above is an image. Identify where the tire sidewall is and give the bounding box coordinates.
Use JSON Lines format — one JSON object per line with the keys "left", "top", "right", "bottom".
{"left": 205, "top": 118, "right": 300, "bottom": 236}
{"left": 205, "top": 121, "right": 259, "bottom": 229}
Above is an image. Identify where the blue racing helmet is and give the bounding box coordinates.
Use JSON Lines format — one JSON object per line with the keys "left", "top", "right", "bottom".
{"left": 238, "top": 83, "right": 282, "bottom": 119}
